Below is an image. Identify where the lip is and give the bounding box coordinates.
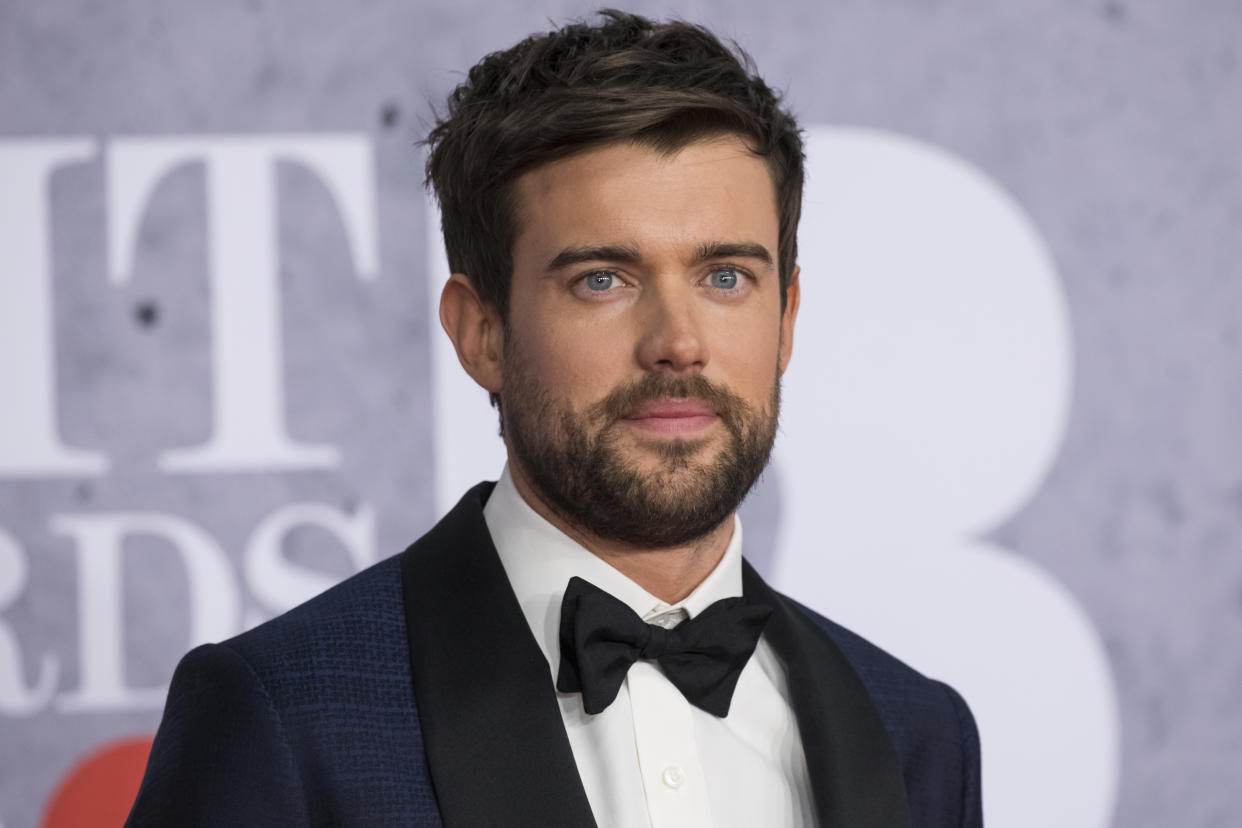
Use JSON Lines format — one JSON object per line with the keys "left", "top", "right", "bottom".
{"left": 620, "top": 398, "right": 718, "bottom": 436}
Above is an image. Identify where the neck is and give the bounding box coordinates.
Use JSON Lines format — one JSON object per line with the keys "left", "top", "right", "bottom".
{"left": 507, "top": 462, "right": 734, "bottom": 604}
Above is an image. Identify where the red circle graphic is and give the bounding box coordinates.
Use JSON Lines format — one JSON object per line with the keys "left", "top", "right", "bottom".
{"left": 41, "top": 736, "right": 153, "bottom": 828}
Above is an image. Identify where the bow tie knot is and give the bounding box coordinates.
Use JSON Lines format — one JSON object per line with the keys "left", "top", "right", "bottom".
{"left": 556, "top": 576, "right": 772, "bottom": 717}
{"left": 638, "top": 624, "right": 672, "bottom": 659}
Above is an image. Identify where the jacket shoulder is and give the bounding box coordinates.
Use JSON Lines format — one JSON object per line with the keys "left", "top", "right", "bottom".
{"left": 789, "top": 599, "right": 984, "bottom": 828}
{"left": 131, "top": 553, "right": 443, "bottom": 827}
{"left": 226, "top": 552, "right": 409, "bottom": 682}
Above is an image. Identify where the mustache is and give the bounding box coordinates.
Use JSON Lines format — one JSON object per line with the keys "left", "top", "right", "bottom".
{"left": 591, "top": 372, "right": 754, "bottom": 427}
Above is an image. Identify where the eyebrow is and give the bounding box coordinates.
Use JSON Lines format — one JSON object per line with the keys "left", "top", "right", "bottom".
{"left": 693, "top": 241, "right": 773, "bottom": 266}
{"left": 546, "top": 244, "right": 641, "bottom": 271}
{"left": 545, "top": 240, "right": 773, "bottom": 271}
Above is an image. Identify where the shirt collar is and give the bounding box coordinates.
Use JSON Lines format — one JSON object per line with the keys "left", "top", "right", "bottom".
{"left": 483, "top": 464, "right": 744, "bottom": 669}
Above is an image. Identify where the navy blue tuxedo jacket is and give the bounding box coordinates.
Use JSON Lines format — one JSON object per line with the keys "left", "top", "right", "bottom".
{"left": 127, "top": 483, "right": 982, "bottom": 827}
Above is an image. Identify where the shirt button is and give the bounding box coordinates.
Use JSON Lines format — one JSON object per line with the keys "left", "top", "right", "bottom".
{"left": 661, "top": 765, "right": 685, "bottom": 789}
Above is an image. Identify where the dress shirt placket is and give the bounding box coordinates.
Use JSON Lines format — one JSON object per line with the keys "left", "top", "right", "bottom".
{"left": 626, "top": 608, "right": 714, "bottom": 828}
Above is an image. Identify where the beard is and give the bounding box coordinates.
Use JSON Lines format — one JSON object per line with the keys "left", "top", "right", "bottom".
{"left": 501, "top": 351, "right": 780, "bottom": 549}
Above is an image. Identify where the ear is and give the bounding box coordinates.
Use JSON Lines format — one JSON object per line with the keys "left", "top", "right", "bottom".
{"left": 439, "top": 273, "right": 505, "bottom": 394}
{"left": 778, "top": 265, "right": 800, "bottom": 375}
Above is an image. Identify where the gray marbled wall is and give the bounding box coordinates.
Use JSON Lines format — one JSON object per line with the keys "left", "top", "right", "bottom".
{"left": 0, "top": 1, "right": 1238, "bottom": 826}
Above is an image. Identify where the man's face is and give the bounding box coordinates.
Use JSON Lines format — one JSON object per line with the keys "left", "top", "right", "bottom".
{"left": 499, "top": 135, "right": 798, "bottom": 548}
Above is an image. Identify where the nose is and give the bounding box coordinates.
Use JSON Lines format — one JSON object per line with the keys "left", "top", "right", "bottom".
{"left": 634, "top": 281, "right": 708, "bottom": 373}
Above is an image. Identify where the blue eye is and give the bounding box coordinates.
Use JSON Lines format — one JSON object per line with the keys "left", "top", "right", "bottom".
{"left": 585, "top": 272, "right": 615, "bottom": 291}
{"left": 709, "top": 269, "right": 740, "bottom": 290}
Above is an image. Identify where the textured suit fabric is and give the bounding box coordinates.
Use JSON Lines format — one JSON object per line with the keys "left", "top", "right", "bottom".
{"left": 127, "top": 486, "right": 982, "bottom": 827}
{"left": 789, "top": 601, "right": 982, "bottom": 828}
{"left": 127, "top": 553, "right": 443, "bottom": 827}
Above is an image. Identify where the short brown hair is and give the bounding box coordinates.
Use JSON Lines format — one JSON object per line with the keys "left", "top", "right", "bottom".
{"left": 424, "top": 9, "right": 805, "bottom": 319}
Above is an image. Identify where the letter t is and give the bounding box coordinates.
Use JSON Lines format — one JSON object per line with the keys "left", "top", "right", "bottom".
{"left": 108, "top": 135, "right": 378, "bottom": 472}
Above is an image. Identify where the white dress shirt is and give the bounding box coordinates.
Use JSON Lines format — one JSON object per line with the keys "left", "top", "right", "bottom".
{"left": 484, "top": 465, "right": 815, "bottom": 828}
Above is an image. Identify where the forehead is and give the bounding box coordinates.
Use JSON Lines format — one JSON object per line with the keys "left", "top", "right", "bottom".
{"left": 510, "top": 135, "right": 780, "bottom": 265}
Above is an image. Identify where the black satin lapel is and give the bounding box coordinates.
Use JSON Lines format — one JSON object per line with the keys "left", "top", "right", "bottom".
{"left": 744, "top": 563, "right": 911, "bottom": 828}
{"left": 401, "top": 482, "right": 597, "bottom": 828}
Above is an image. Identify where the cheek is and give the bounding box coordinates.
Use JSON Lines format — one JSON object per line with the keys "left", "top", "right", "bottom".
{"left": 511, "top": 316, "right": 631, "bottom": 405}
{"left": 714, "top": 319, "right": 782, "bottom": 387}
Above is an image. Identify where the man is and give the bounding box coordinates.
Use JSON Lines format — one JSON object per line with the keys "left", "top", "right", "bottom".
{"left": 128, "top": 11, "right": 981, "bottom": 827}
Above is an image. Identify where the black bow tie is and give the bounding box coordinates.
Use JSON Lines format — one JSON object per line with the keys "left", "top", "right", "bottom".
{"left": 555, "top": 576, "right": 772, "bottom": 717}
